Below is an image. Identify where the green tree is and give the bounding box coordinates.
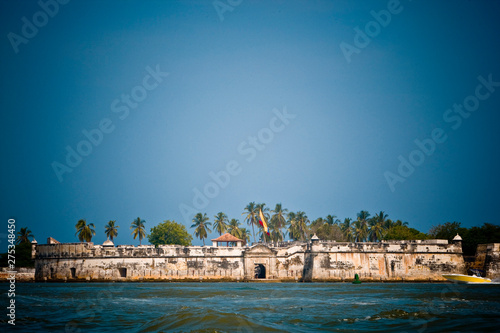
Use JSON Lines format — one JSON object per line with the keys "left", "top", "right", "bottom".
{"left": 104, "top": 220, "right": 119, "bottom": 241}
{"left": 296, "top": 211, "right": 309, "bottom": 241}
{"left": 428, "top": 222, "right": 464, "bottom": 241}
{"left": 16, "top": 227, "right": 34, "bottom": 245}
{"left": 243, "top": 202, "right": 258, "bottom": 243}
{"left": 228, "top": 218, "right": 242, "bottom": 238}
{"left": 271, "top": 203, "right": 288, "bottom": 242}
{"left": 384, "top": 225, "right": 428, "bottom": 240}
{"left": 213, "top": 212, "right": 228, "bottom": 236}
{"left": 148, "top": 220, "right": 193, "bottom": 246}
{"left": 314, "top": 221, "right": 345, "bottom": 241}
{"left": 191, "top": 212, "right": 212, "bottom": 245}
{"left": 309, "top": 218, "right": 325, "bottom": 236}
{"left": 341, "top": 218, "right": 353, "bottom": 242}
{"left": 240, "top": 228, "right": 251, "bottom": 245}
{"left": 75, "top": 219, "right": 96, "bottom": 243}
{"left": 325, "top": 214, "right": 339, "bottom": 226}
{"left": 352, "top": 219, "right": 368, "bottom": 242}
{"left": 369, "top": 211, "right": 388, "bottom": 242}
{"left": 0, "top": 242, "right": 34, "bottom": 267}
{"left": 130, "top": 217, "right": 146, "bottom": 245}
{"left": 287, "top": 212, "right": 300, "bottom": 241}
{"left": 461, "top": 223, "right": 500, "bottom": 255}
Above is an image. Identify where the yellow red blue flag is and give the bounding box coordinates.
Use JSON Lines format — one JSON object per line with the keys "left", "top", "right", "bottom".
{"left": 258, "top": 209, "right": 270, "bottom": 236}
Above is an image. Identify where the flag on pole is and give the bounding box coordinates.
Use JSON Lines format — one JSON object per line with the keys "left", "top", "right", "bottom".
{"left": 258, "top": 209, "right": 270, "bottom": 236}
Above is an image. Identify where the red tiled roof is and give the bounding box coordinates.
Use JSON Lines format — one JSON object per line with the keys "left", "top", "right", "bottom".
{"left": 211, "top": 233, "right": 243, "bottom": 242}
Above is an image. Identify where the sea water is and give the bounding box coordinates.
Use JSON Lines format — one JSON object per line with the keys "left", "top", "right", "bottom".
{"left": 3, "top": 282, "right": 500, "bottom": 332}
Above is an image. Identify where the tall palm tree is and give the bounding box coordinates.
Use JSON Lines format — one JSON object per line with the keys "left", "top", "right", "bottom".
{"left": 341, "top": 218, "right": 353, "bottom": 242}
{"left": 296, "top": 211, "right": 309, "bottom": 241}
{"left": 352, "top": 219, "right": 368, "bottom": 242}
{"left": 105, "top": 220, "right": 119, "bottom": 241}
{"left": 368, "top": 211, "right": 389, "bottom": 242}
{"left": 357, "top": 210, "right": 371, "bottom": 224}
{"left": 325, "top": 214, "right": 339, "bottom": 226}
{"left": 130, "top": 217, "right": 146, "bottom": 245}
{"left": 16, "top": 227, "right": 34, "bottom": 244}
{"left": 75, "top": 219, "right": 96, "bottom": 243}
{"left": 369, "top": 222, "right": 385, "bottom": 242}
{"left": 287, "top": 212, "right": 300, "bottom": 241}
{"left": 239, "top": 228, "right": 251, "bottom": 245}
{"left": 191, "top": 213, "right": 212, "bottom": 245}
{"left": 228, "top": 218, "right": 242, "bottom": 239}
{"left": 213, "top": 212, "right": 228, "bottom": 236}
{"left": 243, "top": 202, "right": 258, "bottom": 243}
{"left": 271, "top": 203, "right": 288, "bottom": 241}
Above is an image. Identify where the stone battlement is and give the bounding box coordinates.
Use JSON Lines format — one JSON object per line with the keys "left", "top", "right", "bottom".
{"left": 34, "top": 239, "right": 470, "bottom": 282}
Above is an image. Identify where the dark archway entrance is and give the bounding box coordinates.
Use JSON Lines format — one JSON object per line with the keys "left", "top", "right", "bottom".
{"left": 254, "top": 264, "right": 266, "bottom": 279}
{"left": 118, "top": 268, "right": 127, "bottom": 278}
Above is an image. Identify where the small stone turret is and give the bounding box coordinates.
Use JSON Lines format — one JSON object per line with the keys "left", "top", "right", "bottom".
{"left": 31, "top": 239, "right": 37, "bottom": 259}
{"left": 452, "top": 233, "right": 462, "bottom": 248}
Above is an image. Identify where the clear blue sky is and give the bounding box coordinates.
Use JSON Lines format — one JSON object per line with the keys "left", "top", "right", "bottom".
{"left": 1, "top": 0, "right": 500, "bottom": 246}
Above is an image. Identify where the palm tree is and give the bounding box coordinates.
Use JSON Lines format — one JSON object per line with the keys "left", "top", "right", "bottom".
{"left": 75, "top": 219, "right": 96, "bottom": 243}
{"left": 369, "top": 222, "right": 385, "bottom": 242}
{"left": 239, "top": 228, "right": 251, "bottom": 245}
{"left": 16, "top": 227, "right": 34, "bottom": 244}
{"left": 341, "top": 218, "right": 353, "bottom": 242}
{"left": 353, "top": 210, "right": 370, "bottom": 242}
{"left": 130, "top": 217, "right": 146, "bottom": 245}
{"left": 105, "top": 220, "right": 119, "bottom": 241}
{"left": 357, "top": 210, "right": 371, "bottom": 224}
{"left": 271, "top": 203, "right": 288, "bottom": 241}
{"left": 287, "top": 212, "right": 299, "bottom": 240}
{"left": 369, "top": 211, "right": 389, "bottom": 242}
{"left": 243, "top": 202, "right": 258, "bottom": 243}
{"left": 296, "top": 211, "right": 309, "bottom": 241}
{"left": 352, "top": 219, "right": 368, "bottom": 242}
{"left": 325, "top": 214, "right": 339, "bottom": 226}
{"left": 213, "top": 212, "right": 228, "bottom": 236}
{"left": 191, "top": 212, "right": 212, "bottom": 245}
{"left": 228, "top": 218, "right": 243, "bottom": 239}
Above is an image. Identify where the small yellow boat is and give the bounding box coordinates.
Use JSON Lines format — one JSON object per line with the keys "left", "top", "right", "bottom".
{"left": 442, "top": 274, "right": 492, "bottom": 284}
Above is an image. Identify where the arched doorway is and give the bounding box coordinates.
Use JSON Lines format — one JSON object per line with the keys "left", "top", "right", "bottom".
{"left": 254, "top": 264, "right": 266, "bottom": 279}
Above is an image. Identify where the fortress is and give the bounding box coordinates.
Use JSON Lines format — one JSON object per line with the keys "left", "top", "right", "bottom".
{"left": 32, "top": 235, "right": 500, "bottom": 282}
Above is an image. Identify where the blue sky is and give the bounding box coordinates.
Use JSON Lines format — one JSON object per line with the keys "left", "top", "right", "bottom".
{"left": 1, "top": 0, "right": 500, "bottom": 246}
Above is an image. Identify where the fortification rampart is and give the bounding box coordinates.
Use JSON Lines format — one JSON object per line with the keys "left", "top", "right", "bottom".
{"left": 35, "top": 239, "right": 467, "bottom": 282}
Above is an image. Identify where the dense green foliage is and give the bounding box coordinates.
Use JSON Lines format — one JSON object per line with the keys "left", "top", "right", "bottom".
{"left": 148, "top": 220, "right": 193, "bottom": 246}
{"left": 429, "top": 222, "right": 500, "bottom": 255}
{"left": 383, "top": 225, "right": 429, "bottom": 240}
{"left": 190, "top": 203, "right": 499, "bottom": 256}
{"left": 0, "top": 242, "right": 34, "bottom": 267}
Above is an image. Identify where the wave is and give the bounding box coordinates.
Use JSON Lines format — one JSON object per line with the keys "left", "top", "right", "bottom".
{"left": 137, "top": 309, "right": 284, "bottom": 333}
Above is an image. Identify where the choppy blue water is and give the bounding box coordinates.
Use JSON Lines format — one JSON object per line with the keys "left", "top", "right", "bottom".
{"left": 3, "top": 282, "right": 500, "bottom": 332}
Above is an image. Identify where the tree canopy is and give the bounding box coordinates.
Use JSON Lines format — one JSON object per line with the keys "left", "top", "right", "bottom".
{"left": 148, "top": 220, "right": 193, "bottom": 247}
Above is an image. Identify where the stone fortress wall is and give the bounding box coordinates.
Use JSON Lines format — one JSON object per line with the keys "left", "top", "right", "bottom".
{"left": 34, "top": 238, "right": 482, "bottom": 282}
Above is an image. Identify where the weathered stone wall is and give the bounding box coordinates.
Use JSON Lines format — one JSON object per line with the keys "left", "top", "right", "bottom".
{"left": 34, "top": 239, "right": 468, "bottom": 282}
{"left": 483, "top": 243, "right": 500, "bottom": 279}
{"left": 35, "top": 243, "right": 245, "bottom": 281}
